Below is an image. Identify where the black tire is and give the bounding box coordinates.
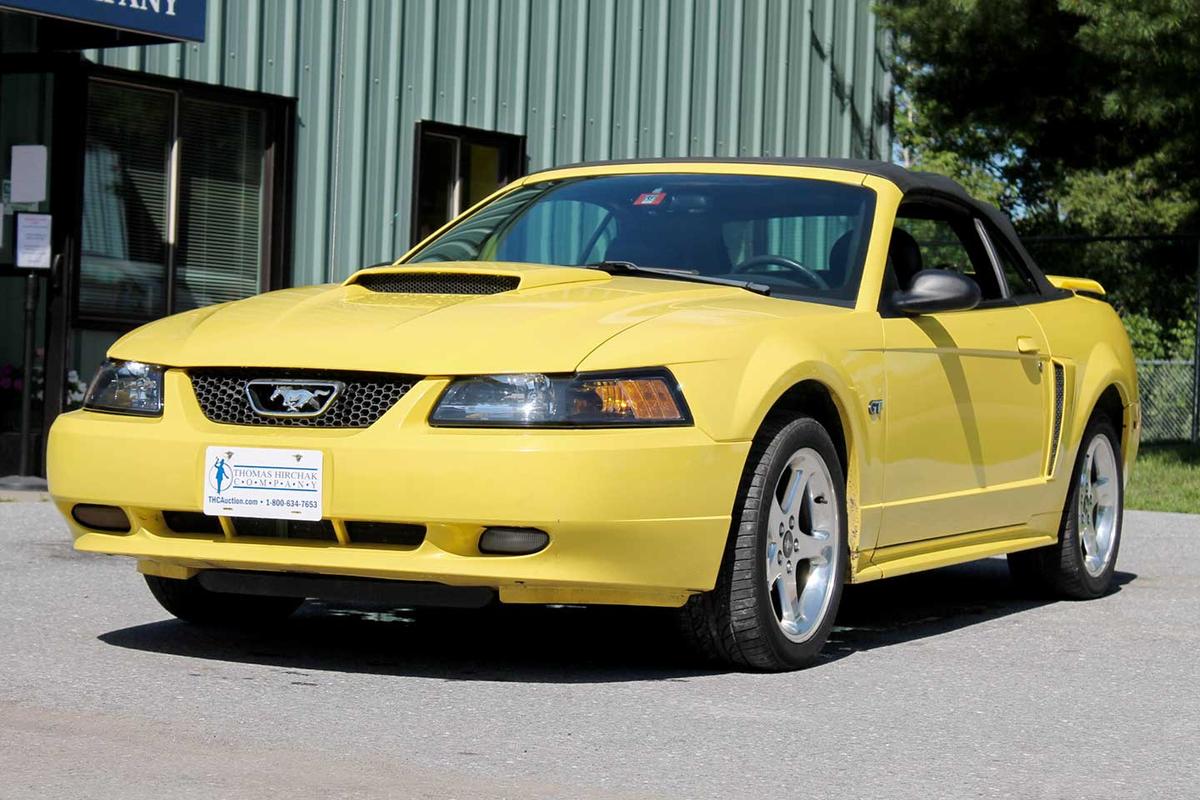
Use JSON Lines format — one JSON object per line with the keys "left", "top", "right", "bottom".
{"left": 1007, "top": 415, "right": 1124, "bottom": 599}
{"left": 144, "top": 574, "right": 304, "bottom": 625}
{"left": 679, "top": 415, "right": 848, "bottom": 671}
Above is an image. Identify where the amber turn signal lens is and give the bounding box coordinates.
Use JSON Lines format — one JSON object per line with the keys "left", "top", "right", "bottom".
{"left": 430, "top": 369, "right": 691, "bottom": 427}
{"left": 577, "top": 377, "right": 684, "bottom": 421}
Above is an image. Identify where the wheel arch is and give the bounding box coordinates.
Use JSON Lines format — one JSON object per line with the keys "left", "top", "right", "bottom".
{"left": 1067, "top": 345, "right": 1139, "bottom": 480}
{"left": 742, "top": 370, "right": 869, "bottom": 557}
{"left": 757, "top": 379, "right": 849, "bottom": 473}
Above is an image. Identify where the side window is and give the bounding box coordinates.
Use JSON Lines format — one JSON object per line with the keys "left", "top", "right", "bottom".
{"left": 892, "top": 207, "right": 1004, "bottom": 301}
{"left": 896, "top": 217, "right": 977, "bottom": 277}
{"left": 988, "top": 228, "right": 1040, "bottom": 298}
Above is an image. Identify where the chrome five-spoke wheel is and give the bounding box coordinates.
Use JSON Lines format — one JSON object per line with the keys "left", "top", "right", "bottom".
{"left": 1078, "top": 433, "right": 1119, "bottom": 577}
{"left": 765, "top": 448, "right": 840, "bottom": 643}
{"left": 678, "top": 415, "right": 847, "bottom": 670}
{"left": 1007, "top": 415, "right": 1124, "bottom": 600}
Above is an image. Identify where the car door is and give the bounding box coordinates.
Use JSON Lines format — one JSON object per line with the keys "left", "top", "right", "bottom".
{"left": 877, "top": 202, "right": 1050, "bottom": 547}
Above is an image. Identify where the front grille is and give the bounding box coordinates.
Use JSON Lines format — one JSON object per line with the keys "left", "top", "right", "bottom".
{"left": 231, "top": 517, "right": 337, "bottom": 541}
{"left": 1048, "top": 362, "right": 1066, "bottom": 474}
{"left": 189, "top": 368, "right": 417, "bottom": 427}
{"left": 345, "top": 521, "right": 426, "bottom": 547}
{"left": 158, "top": 512, "right": 427, "bottom": 548}
{"left": 354, "top": 272, "right": 519, "bottom": 295}
{"left": 162, "top": 510, "right": 223, "bottom": 535}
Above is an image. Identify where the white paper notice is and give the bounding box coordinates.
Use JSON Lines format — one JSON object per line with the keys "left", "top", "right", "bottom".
{"left": 15, "top": 213, "right": 51, "bottom": 269}
{"left": 203, "top": 446, "right": 325, "bottom": 521}
{"left": 10, "top": 145, "right": 48, "bottom": 203}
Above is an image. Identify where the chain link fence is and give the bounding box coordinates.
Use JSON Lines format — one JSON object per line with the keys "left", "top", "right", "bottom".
{"left": 1136, "top": 360, "right": 1197, "bottom": 442}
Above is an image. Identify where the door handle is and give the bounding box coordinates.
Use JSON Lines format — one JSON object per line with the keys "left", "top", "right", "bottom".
{"left": 1016, "top": 336, "right": 1040, "bottom": 354}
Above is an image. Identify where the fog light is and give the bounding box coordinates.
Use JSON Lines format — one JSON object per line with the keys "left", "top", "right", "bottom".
{"left": 478, "top": 527, "right": 549, "bottom": 555}
{"left": 71, "top": 504, "right": 131, "bottom": 533}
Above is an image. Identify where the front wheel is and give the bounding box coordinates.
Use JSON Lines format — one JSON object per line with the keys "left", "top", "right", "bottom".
{"left": 680, "top": 416, "right": 847, "bottom": 670}
{"left": 1008, "top": 415, "right": 1124, "bottom": 599}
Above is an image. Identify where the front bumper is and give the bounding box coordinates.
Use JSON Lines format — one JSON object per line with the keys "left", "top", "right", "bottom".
{"left": 49, "top": 371, "right": 749, "bottom": 607}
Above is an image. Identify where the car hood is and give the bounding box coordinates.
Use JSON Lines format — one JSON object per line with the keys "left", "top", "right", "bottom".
{"left": 109, "top": 262, "right": 804, "bottom": 374}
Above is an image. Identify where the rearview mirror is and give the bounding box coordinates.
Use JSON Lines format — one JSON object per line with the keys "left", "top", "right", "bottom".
{"left": 890, "top": 269, "right": 982, "bottom": 315}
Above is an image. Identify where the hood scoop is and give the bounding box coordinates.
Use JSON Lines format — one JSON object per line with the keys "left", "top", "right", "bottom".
{"left": 344, "top": 262, "right": 612, "bottom": 296}
{"left": 354, "top": 271, "right": 519, "bottom": 295}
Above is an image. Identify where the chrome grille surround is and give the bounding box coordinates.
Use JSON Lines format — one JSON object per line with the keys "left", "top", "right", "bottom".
{"left": 189, "top": 368, "right": 418, "bottom": 428}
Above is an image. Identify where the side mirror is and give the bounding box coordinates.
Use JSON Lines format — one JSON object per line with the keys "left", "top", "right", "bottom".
{"left": 890, "top": 269, "right": 982, "bottom": 315}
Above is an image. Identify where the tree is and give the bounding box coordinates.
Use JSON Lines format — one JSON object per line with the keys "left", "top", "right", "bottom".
{"left": 878, "top": 0, "right": 1200, "bottom": 357}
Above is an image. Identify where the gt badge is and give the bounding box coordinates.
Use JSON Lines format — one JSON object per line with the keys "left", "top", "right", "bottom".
{"left": 868, "top": 399, "right": 883, "bottom": 418}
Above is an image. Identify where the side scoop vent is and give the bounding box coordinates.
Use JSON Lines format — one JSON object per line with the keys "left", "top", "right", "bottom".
{"left": 353, "top": 272, "right": 520, "bottom": 295}
{"left": 1047, "top": 362, "right": 1066, "bottom": 475}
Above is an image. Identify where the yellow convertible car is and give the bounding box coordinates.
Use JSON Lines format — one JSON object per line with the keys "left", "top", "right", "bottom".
{"left": 49, "top": 158, "right": 1138, "bottom": 670}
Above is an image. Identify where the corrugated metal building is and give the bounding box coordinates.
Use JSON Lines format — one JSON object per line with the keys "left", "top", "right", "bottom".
{"left": 84, "top": 0, "right": 892, "bottom": 284}
{"left": 0, "top": 0, "right": 890, "bottom": 472}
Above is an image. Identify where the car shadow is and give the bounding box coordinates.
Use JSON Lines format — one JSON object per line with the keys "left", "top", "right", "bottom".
{"left": 98, "top": 558, "right": 1137, "bottom": 683}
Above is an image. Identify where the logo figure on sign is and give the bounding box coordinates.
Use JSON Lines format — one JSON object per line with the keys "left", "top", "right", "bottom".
{"left": 209, "top": 456, "right": 232, "bottom": 494}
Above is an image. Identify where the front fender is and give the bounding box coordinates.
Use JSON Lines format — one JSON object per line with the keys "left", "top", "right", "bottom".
{"left": 579, "top": 308, "right": 886, "bottom": 554}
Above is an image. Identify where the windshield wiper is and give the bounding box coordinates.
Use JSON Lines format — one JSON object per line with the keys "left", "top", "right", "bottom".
{"left": 583, "top": 261, "right": 771, "bottom": 297}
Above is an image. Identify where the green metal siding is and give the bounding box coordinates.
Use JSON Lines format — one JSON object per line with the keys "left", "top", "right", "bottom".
{"left": 84, "top": 0, "right": 892, "bottom": 285}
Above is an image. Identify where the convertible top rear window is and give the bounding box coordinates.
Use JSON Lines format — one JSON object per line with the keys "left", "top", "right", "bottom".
{"left": 407, "top": 174, "right": 876, "bottom": 304}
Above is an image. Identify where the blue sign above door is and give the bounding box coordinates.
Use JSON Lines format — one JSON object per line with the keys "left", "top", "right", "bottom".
{"left": 0, "top": 0, "right": 206, "bottom": 43}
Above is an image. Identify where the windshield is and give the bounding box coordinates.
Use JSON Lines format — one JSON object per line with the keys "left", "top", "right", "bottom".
{"left": 406, "top": 173, "right": 876, "bottom": 304}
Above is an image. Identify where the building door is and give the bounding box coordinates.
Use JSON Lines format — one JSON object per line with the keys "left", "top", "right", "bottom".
{"left": 0, "top": 53, "right": 86, "bottom": 476}
{"left": 0, "top": 61, "right": 293, "bottom": 476}
{"left": 410, "top": 122, "right": 526, "bottom": 247}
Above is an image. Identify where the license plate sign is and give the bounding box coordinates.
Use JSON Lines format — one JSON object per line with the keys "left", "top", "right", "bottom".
{"left": 202, "top": 446, "right": 323, "bottom": 521}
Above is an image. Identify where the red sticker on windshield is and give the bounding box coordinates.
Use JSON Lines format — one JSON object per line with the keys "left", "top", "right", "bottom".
{"left": 634, "top": 188, "right": 666, "bottom": 206}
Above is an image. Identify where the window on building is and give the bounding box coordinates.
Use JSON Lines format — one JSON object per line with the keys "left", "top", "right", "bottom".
{"left": 411, "top": 122, "right": 525, "bottom": 246}
{"left": 77, "top": 77, "right": 289, "bottom": 325}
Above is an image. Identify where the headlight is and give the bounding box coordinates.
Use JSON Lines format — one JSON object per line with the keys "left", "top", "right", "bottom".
{"left": 429, "top": 369, "right": 691, "bottom": 427}
{"left": 83, "top": 360, "right": 164, "bottom": 416}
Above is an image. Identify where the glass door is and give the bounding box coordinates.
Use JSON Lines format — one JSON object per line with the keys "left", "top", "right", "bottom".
{"left": 0, "top": 53, "right": 85, "bottom": 477}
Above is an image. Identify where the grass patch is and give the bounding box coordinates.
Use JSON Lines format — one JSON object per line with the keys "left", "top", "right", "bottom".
{"left": 1126, "top": 442, "right": 1200, "bottom": 514}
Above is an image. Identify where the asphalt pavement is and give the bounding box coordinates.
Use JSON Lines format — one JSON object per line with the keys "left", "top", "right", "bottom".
{"left": 1, "top": 501, "right": 1197, "bottom": 799}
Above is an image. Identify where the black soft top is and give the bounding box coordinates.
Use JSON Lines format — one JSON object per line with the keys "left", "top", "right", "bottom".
{"left": 553, "top": 157, "right": 1059, "bottom": 296}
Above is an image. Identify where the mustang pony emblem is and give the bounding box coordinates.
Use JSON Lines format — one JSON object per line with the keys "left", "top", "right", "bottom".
{"left": 244, "top": 379, "right": 345, "bottom": 418}
{"left": 270, "top": 386, "right": 330, "bottom": 412}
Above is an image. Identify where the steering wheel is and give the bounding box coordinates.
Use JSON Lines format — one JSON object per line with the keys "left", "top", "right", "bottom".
{"left": 731, "top": 255, "right": 829, "bottom": 290}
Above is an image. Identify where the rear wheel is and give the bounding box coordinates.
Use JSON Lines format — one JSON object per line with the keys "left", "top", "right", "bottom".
{"left": 1008, "top": 415, "right": 1123, "bottom": 599}
{"left": 144, "top": 574, "right": 304, "bottom": 625}
{"left": 680, "top": 416, "right": 847, "bottom": 670}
